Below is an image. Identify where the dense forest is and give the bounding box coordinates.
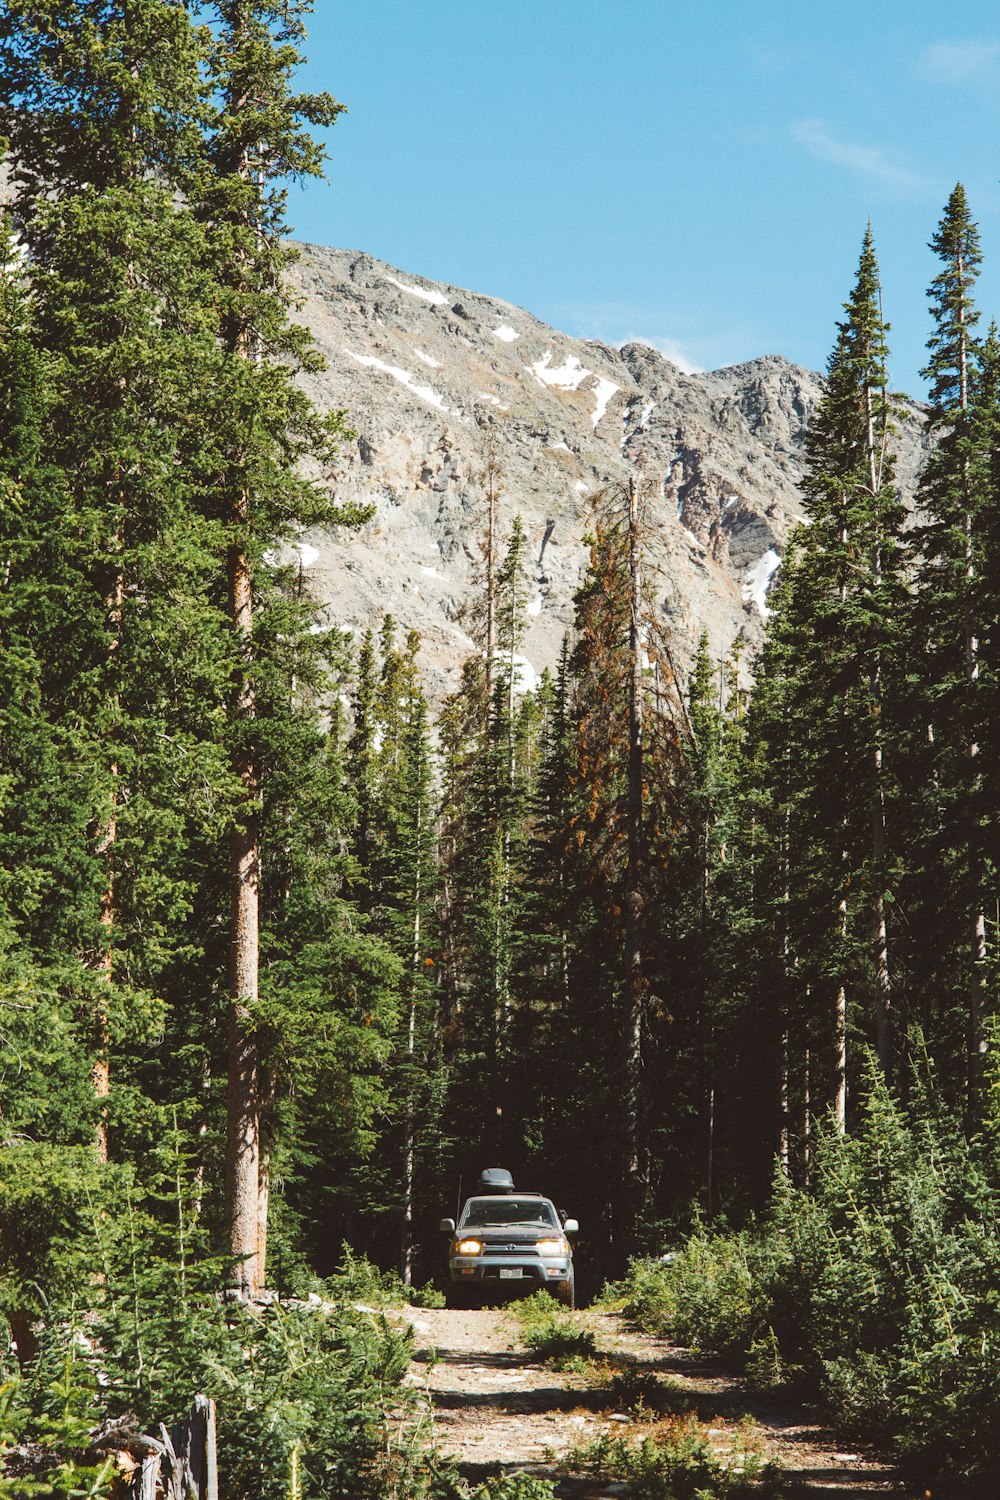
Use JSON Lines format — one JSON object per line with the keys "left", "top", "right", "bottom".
{"left": 2, "top": 2, "right": 1000, "bottom": 1497}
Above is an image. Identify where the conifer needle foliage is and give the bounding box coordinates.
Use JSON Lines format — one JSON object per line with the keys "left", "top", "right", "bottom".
{"left": 4, "top": 11, "right": 1000, "bottom": 1492}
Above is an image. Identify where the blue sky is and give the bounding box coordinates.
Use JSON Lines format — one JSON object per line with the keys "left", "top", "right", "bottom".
{"left": 289, "top": 1, "right": 1000, "bottom": 393}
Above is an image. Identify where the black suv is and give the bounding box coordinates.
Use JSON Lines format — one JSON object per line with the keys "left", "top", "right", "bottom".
{"left": 440, "top": 1181, "right": 578, "bottom": 1308}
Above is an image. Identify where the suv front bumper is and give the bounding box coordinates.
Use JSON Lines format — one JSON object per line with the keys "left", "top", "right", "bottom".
{"left": 449, "top": 1249, "right": 571, "bottom": 1289}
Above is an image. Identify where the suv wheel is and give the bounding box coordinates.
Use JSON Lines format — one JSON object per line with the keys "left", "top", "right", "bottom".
{"left": 446, "top": 1283, "right": 470, "bottom": 1309}
{"left": 553, "top": 1276, "right": 575, "bottom": 1310}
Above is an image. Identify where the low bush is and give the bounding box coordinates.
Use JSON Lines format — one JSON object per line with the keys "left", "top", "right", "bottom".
{"left": 0, "top": 1155, "right": 437, "bottom": 1500}
{"left": 605, "top": 1060, "right": 1000, "bottom": 1492}
{"left": 471, "top": 1475, "right": 558, "bottom": 1500}
{"left": 510, "top": 1291, "right": 598, "bottom": 1370}
{"left": 326, "top": 1244, "right": 445, "bottom": 1308}
{"left": 559, "top": 1420, "right": 781, "bottom": 1499}
{"left": 602, "top": 1366, "right": 693, "bottom": 1416}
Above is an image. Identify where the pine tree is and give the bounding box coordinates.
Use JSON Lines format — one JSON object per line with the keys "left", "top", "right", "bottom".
{"left": 564, "top": 482, "right": 684, "bottom": 1259}
{"left": 382, "top": 631, "right": 439, "bottom": 1282}
{"left": 0, "top": 0, "right": 233, "bottom": 1166}
{"left": 197, "top": 0, "right": 349, "bottom": 1296}
{"left": 344, "top": 618, "right": 441, "bottom": 1274}
{"left": 908, "top": 186, "right": 992, "bottom": 1116}
{"left": 741, "top": 228, "right": 905, "bottom": 1140}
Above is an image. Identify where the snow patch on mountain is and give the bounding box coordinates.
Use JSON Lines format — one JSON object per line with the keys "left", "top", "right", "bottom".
{"left": 512, "top": 656, "right": 539, "bottom": 693}
{"left": 528, "top": 351, "right": 592, "bottom": 391}
{"left": 385, "top": 273, "right": 448, "bottom": 306}
{"left": 344, "top": 348, "right": 450, "bottom": 412}
{"left": 591, "top": 375, "right": 620, "bottom": 429}
{"left": 743, "top": 549, "right": 782, "bottom": 618}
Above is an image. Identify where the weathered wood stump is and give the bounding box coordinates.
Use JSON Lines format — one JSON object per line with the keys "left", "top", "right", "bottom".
{"left": 127, "top": 1395, "right": 217, "bottom": 1500}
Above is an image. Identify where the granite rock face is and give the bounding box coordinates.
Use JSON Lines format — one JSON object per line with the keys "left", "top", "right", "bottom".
{"left": 288, "top": 244, "right": 929, "bottom": 699}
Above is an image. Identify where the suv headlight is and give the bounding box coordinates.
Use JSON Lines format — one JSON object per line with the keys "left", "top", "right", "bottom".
{"left": 537, "top": 1237, "right": 568, "bottom": 1256}
{"left": 453, "top": 1238, "right": 483, "bottom": 1255}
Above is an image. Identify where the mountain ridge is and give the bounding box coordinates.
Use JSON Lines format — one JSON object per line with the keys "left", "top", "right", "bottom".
{"left": 286, "top": 243, "right": 929, "bottom": 699}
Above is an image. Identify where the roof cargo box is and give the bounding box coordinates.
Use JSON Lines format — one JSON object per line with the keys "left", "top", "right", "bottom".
{"left": 478, "top": 1167, "right": 514, "bottom": 1194}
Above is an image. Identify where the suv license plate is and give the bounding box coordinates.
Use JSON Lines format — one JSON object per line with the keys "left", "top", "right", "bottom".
{"left": 499, "top": 1268, "right": 523, "bottom": 1279}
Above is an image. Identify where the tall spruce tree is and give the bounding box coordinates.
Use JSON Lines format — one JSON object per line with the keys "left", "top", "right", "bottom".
{"left": 909, "top": 186, "right": 992, "bottom": 1116}
{"left": 564, "top": 482, "right": 684, "bottom": 1261}
{"left": 345, "top": 618, "right": 439, "bottom": 1278}
{"left": 0, "top": 0, "right": 233, "bottom": 1168}
{"left": 197, "top": 0, "right": 349, "bottom": 1296}
{"left": 743, "top": 228, "right": 904, "bottom": 1137}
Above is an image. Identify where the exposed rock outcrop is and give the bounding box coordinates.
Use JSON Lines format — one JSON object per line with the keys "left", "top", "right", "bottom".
{"left": 288, "top": 245, "right": 929, "bottom": 698}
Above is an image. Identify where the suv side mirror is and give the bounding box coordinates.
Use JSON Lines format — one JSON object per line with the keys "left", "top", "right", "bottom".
{"left": 563, "top": 1218, "right": 579, "bottom": 1234}
{"left": 439, "top": 1217, "right": 456, "bottom": 1234}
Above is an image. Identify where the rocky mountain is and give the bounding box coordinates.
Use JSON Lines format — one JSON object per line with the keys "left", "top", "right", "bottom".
{"left": 288, "top": 244, "right": 929, "bottom": 700}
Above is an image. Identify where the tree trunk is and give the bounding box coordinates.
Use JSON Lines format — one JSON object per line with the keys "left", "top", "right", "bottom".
{"left": 482, "top": 440, "right": 499, "bottom": 705}
{"left": 93, "top": 558, "right": 123, "bottom": 1162}
{"left": 958, "top": 280, "right": 987, "bottom": 1116}
{"left": 871, "top": 762, "right": 892, "bottom": 1076}
{"left": 864, "top": 378, "right": 893, "bottom": 1079}
{"left": 778, "top": 1029, "right": 790, "bottom": 1176}
{"left": 400, "top": 836, "right": 422, "bottom": 1285}
{"left": 256, "top": 1143, "right": 270, "bottom": 1291}
{"left": 622, "top": 479, "right": 645, "bottom": 1229}
{"left": 225, "top": 532, "right": 260, "bottom": 1299}
{"left": 834, "top": 981, "right": 848, "bottom": 1132}
{"left": 217, "top": 21, "right": 262, "bottom": 1292}
{"left": 93, "top": 774, "right": 116, "bottom": 1163}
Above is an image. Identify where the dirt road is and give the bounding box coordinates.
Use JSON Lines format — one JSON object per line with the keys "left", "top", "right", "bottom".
{"left": 402, "top": 1305, "right": 920, "bottom": 1498}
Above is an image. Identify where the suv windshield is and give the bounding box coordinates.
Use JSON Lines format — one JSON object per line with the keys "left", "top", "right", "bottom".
{"left": 459, "top": 1197, "right": 559, "bottom": 1229}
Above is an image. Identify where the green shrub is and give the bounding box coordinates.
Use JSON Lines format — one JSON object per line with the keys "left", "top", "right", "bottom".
{"left": 471, "top": 1474, "right": 558, "bottom": 1500}
{"left": 0, "top": 1151, "right": 430, "bottom": 1500}
{"left": 603, "top": 1366, "right": 693, "bottom": 1416}
{"left": 408, "top": 1284, "right": 447, "bottom": 1309}
{"left": 611, "top": 1237, "right": 759, "bottom": 1358}
{"left": 511, "top": 1292, "right": 597, "bottom": 1370}
{"left": 521, "top": 1320, "right": 597, "bottom": 1370}
{"left": 326, "top": 1243, "right": 443, "bottom": 1308}
{"left": 559, "top": 1421, "right": 780, "bottom": 1499}
{"left": 604, "top": 1062, "right": 1000, "bottom": 1492}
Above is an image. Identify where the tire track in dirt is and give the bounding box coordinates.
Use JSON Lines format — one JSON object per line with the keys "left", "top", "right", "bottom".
{"left": 401, "top": 1306, "right": 922, "bottom": 1498}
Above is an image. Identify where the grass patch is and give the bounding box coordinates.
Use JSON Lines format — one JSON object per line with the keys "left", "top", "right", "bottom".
{"left": 559, "top": 1420, "right": 783, "bottom": 1499}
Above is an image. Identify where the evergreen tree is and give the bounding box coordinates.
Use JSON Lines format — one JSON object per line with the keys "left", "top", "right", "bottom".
{"left": 908, "top": 186, "right": 993, "bottom": 1115}
{"left": 0, "top": 0, "right": 233, "bottom": 1170}
{"left": 345, "top": 619, "right": 440, "bottom": 1278}
{"left": 667, "top": 632, "right": 744, "bottom": 1216}
{"left": 740, "top": 228, "right": 905, "bottom": 1141}
{"left": 445, "top": 515, "right": 533, "bottom": 1166}
{"left": 560, "top": 482, "right": 684, "bottom": 1262}
{"left": 196, "top": 0, "right": 350, "bottom": 1296}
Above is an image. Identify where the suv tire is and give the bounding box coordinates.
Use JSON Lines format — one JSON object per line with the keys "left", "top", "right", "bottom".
{"left": 553, "top": 1276, "right": 575, "bottom": 1310}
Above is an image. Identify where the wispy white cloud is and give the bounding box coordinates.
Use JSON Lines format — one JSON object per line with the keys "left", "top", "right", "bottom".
{"left": 622, "top": 336, "right": 703, "bottom": 376}
{"left": 742, "top": 40, "right": 805, "bottom": 77}
{"left": 551, "top": 300, "right": 729, "bottom": 374}
{"left": 791, "top": 119, "right": 927, "bottom": 194}
{"left": 920, "top": 39, "right": 1000, "bottom": 83}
